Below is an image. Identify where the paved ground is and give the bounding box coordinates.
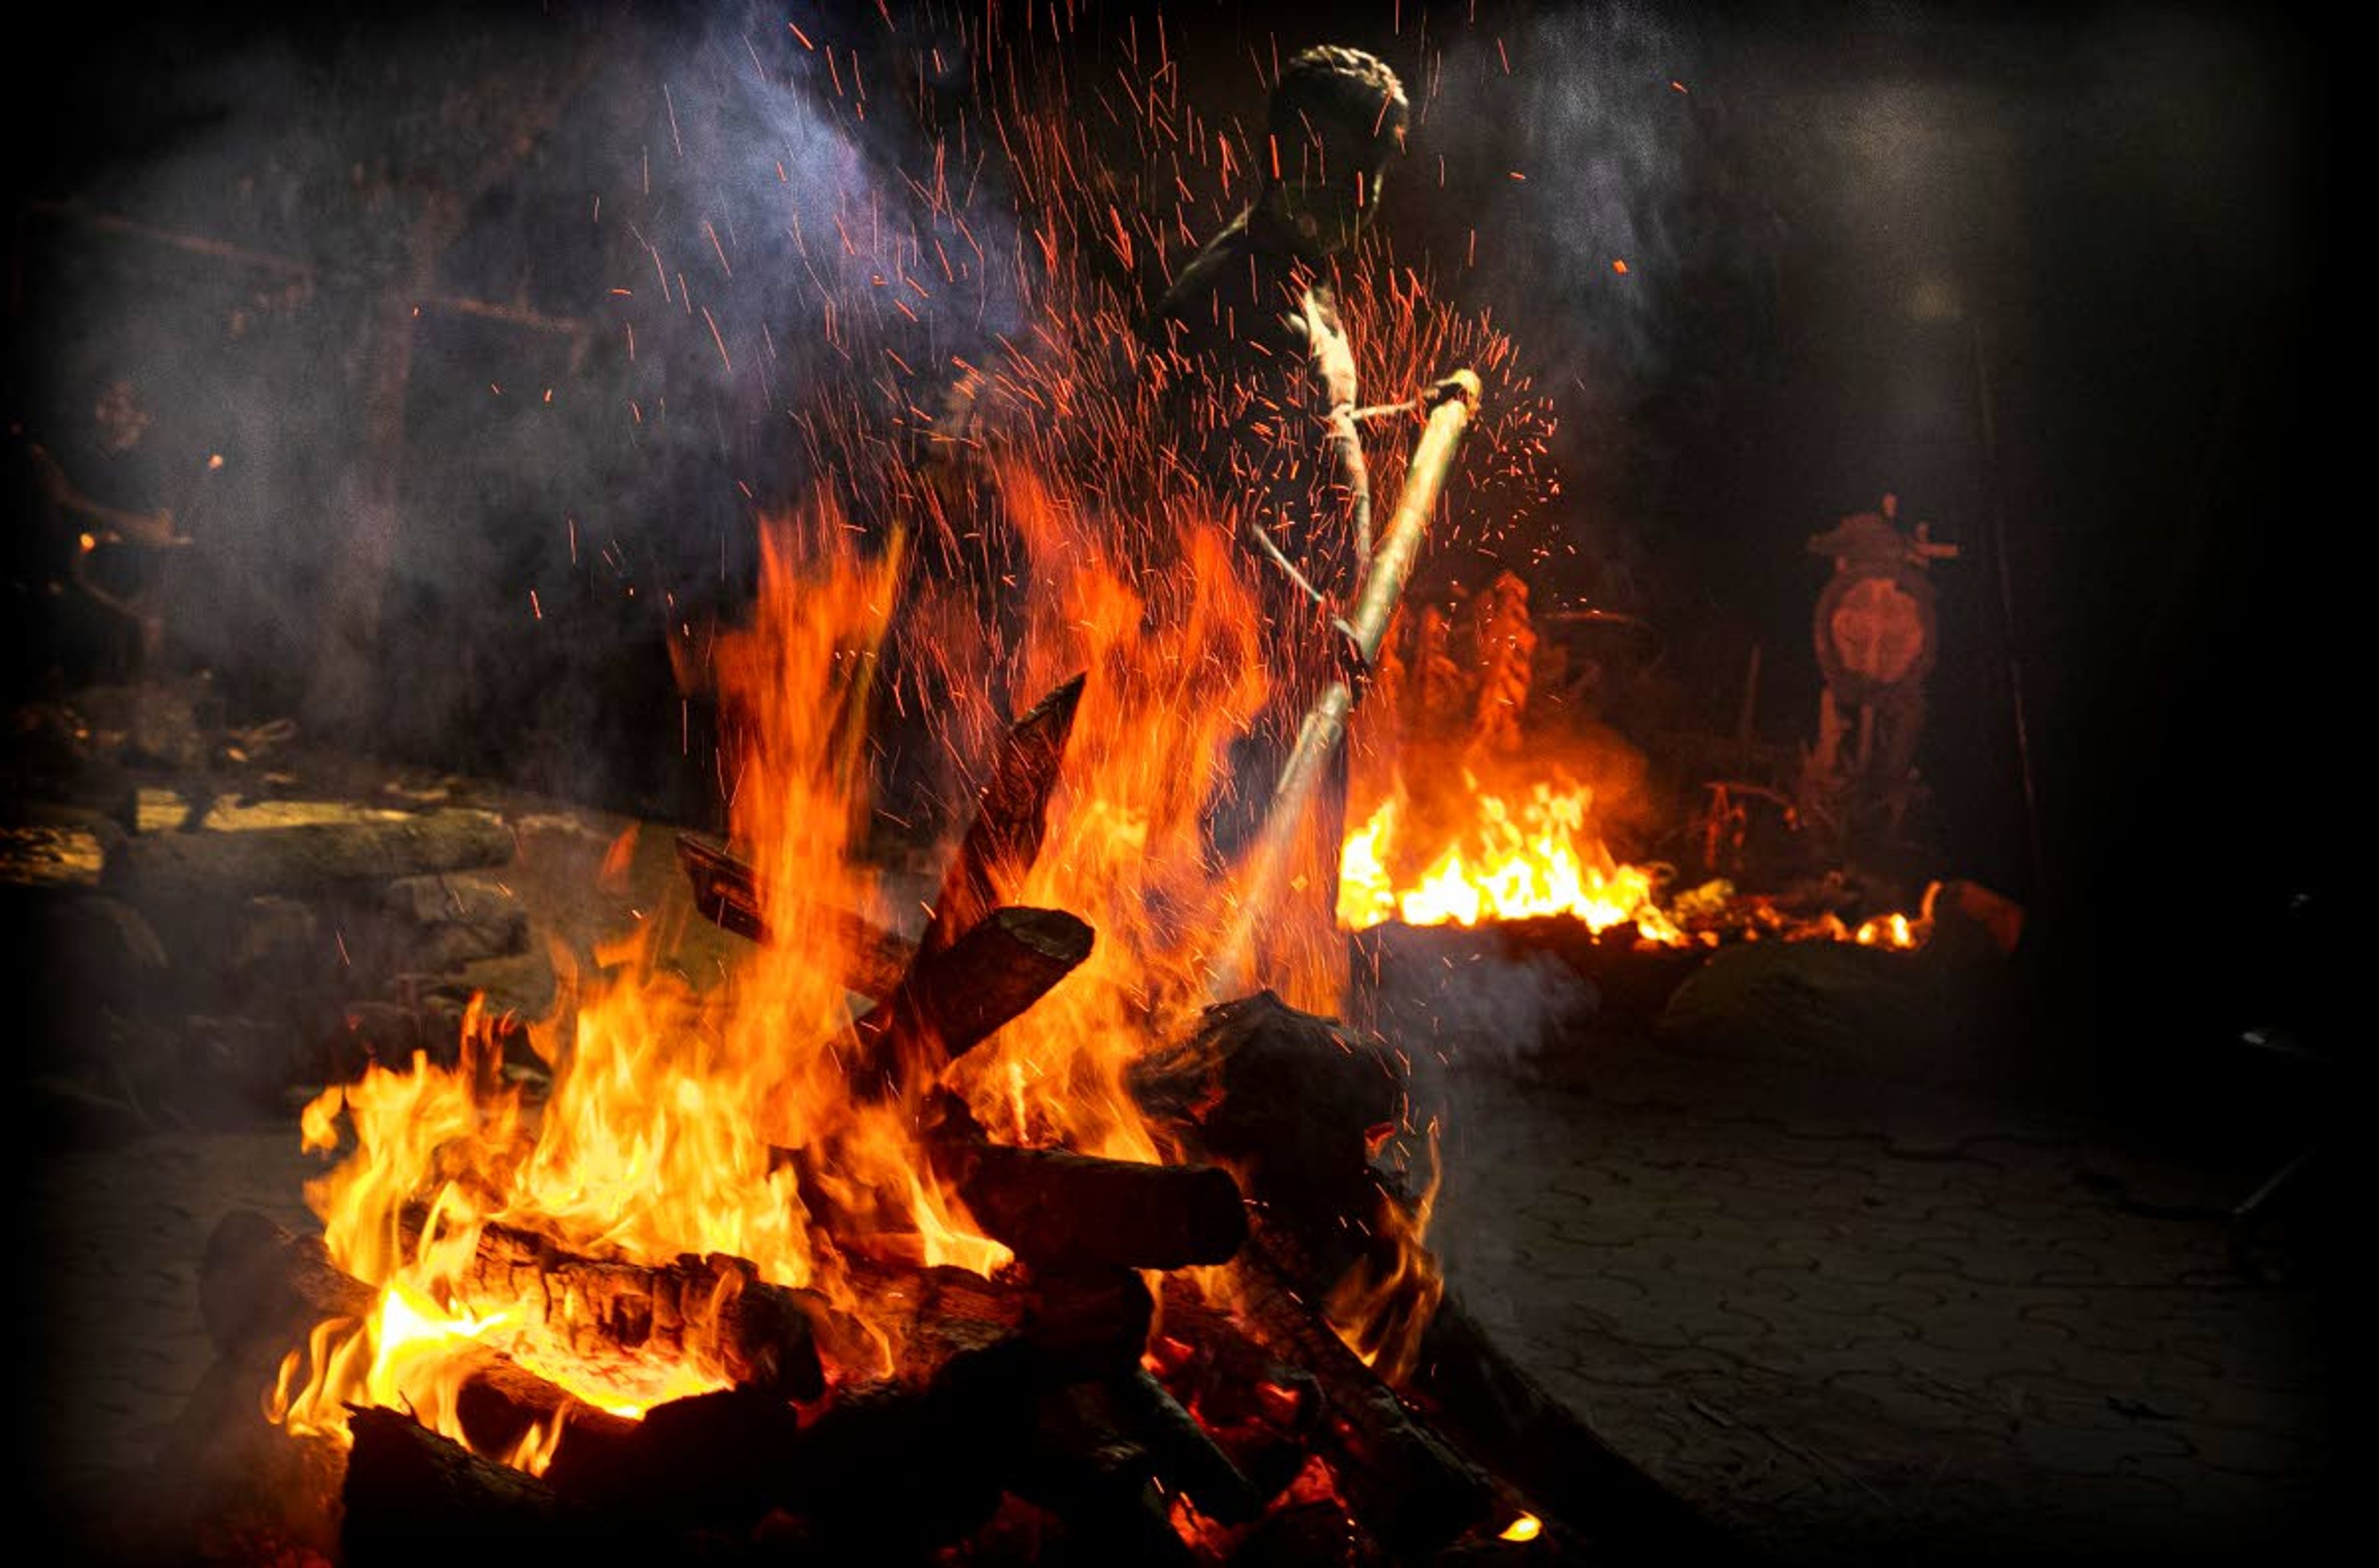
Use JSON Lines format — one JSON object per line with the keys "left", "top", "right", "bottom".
{"left": 20, "top": 786, "right": 2342, "bottom": 1563}
{"left": 1394, "top": 934, "right": 2341, "bottom": 1564}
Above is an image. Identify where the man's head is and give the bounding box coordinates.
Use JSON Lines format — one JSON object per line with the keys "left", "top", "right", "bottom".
{"left": 1263, "top": 45, "right": 1408, "bottom": 258}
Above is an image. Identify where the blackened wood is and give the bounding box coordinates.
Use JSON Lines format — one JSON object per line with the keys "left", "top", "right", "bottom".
{"left": 1220, "top": 1253, "right": 1503, "bottom": 1557}
{"left": 340, "top": 1406, "right": 572, "bottom": 1564}
{"left": 1009, "top": 1377, "right": 1199, "bottom": 1568}
{"left": 1111, "top": 1367, "right": 1266, "bottom": 1525}
{"left": 545, "top": 1349, "right": 1033, "bottom": 1553}
{"left": 919, "top": 672, "right": 1085, "bottom": 958}
{"left": 848, "top": 905, "right": 1093, "bottom": 1096}
{"left": 103, "top": 808, "right": 514, "bottom": 903}
{"left": 1131, "top": 989, "right": 1402, "bottom": 1232}
{"left": 416, "top": 1210, "right": 828, "bottom": 1402}
{"left": 931, "top": 1132, "right": 1248, "bottom": 1270}
{"left": 828, "top": 1253, "right": 1155, "bottom": 1387}
{"left": 673, "top": 831, "right": 918, "bottom": 998}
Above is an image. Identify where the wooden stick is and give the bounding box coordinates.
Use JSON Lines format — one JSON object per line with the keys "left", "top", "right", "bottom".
{"left": 1206, "top": 371, "right": 1481, "bottom": 1002}
{"left": 340, "top": 1407, "right": 576, "bottom": 1564}
{"left": 1217, "top": 1250, "right": 1506, "bottom": 1557}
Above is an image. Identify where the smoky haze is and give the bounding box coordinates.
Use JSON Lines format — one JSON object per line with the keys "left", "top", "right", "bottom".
{"left": 7, "top": 0, "right": 2346, "bottom": 975}
{"left": 7, "top": 1, "right": 1035, "bottom": 820}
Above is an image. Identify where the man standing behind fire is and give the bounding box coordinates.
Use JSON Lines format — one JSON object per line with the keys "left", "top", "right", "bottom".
{"left": 1154, "top": 45, "right": 1408, "bottom": 903}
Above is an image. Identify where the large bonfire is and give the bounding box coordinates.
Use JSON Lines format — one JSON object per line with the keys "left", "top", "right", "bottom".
{"left": 260, "top": 6, "right": 1556, "bottom": 1473}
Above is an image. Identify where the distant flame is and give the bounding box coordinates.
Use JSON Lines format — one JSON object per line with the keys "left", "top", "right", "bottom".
{"left": 1338, "top": 774, "right": 1682, "bottom": 944}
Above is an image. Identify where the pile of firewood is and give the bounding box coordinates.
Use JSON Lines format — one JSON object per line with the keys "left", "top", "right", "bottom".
{"left": 179, "top": 675, "right": 1725, "bottom": 1565}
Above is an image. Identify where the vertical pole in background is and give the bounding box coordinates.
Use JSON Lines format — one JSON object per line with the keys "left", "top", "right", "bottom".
{"left": 1971, "top": 317, "right": 2047, "bottom": 898}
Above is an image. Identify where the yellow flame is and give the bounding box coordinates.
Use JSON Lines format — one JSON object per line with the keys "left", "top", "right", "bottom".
{"left": 1337, "top": 776, "right": 1681, "bottom": 944}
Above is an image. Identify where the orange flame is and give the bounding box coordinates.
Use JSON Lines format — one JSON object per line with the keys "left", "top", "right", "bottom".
{"left": 1324, "top": 1121, "right": 1446, "bottom": 1386}
{"left": 1338, "top": 774, "right": 1683, "bottom": 945}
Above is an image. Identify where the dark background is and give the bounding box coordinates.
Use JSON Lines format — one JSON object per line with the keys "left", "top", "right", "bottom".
{"left": 5, "top": 1, "right": 2350, "bottom": 1090}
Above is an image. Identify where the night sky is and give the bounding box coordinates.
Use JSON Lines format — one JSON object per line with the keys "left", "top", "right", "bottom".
{"left": 7, "top": 1, "right": 2350, "bottom": 1072}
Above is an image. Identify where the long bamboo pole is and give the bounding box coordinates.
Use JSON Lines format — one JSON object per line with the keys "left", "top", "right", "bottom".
{"left": 1206, "top": 370, "right": 1480, "bottom": 1003}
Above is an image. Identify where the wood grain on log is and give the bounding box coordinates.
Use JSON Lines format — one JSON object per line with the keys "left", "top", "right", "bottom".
{"left": 839, "top": 1252, "right": 1154, "bottom": 1386}
{"left": 198, "top": 1211, "right": 639, "bottom": 1471}
{"left": 410, "top": 1209, "right": 828, "bottom": 1403}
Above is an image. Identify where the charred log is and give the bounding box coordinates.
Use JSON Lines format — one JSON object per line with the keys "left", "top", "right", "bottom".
{"left": 545, "top": 1346, "right": 1034, "bottom": 1555}
{"left": 1217, "top": 1253, "right": 1506, "bottom": 1557}
{"left": 846, "top": 905, "right": 1093, "bottom": 1097}
{"left": 1111, "top": 1367, "right": 1266, "bottom": 1526}
{"left": 340, "top": 1406, "right": 572, "bottom": 1564}
{"left": 826, "top": 1252, "right": 1156, "bottom": 1388}
{"left": 1009, "top": 1377, "right": 1199, "bottom": 1568}
{"left": 412, "top": 1209, "right": 828, "bottom": 1403}
{"left": 1131, "top": 990, "right": 1402, "bottom": 1234}
{"left": 926, "top": 1111, "right": 1248, "bottom": 1271}
{"left": 674, "top": 831, "right": 917, "bottom": 999}
{"left": 102, "top": 808, "right": 514, "bottom": 904}
{"left": 918, "top": 672, "right": 1085, "bottom": 958}
{"left": 1146, "top": 1287, "right": 1323, "bottom": 1507}
{"left": 196, "top": 1211, "right": 640, "bottom": 1473}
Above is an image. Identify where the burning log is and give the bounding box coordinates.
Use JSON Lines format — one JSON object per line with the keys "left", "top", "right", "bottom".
{"left": 411, "top": 1209, "right": 828, "bottom": 1403}
{"left": 918, "top": 672, "right": 1085, "bottom": 957}
{"left": 846, "top": 904, "right": 1093, "bottom": 1096}
{"left": 1131, "top": 989, "right": 1403, "bottom": 1234}
{"left": 818, "top": 1250, "right": 1157, "bottom": 1388}
{"left": 1217, "top": 1253, "right": 1508, "bottom": 1557}
{"left": 674, "top": 831, "right": 918, "bottom": 998}
{"left": 1110, "top": 1367, "right": 1267, "bottom": 1526}
{"left": 925, "top": 1094, "right": 1248, "bottom": 1271}
{"left": 103, "top": 808, "right": 515, "bottom": 904}
{"left": 197, "top": 1210, "right": 639, "bottom": 1469}
{"left": 1146, "top": 1289, "right": 1322, "bottom": 1502}
{"left": 1009, "top": 1377, "right": 1201, "bottom": 1568}
{"left": 543, "top": 1351, "right": 1031, "bottom": 1554}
